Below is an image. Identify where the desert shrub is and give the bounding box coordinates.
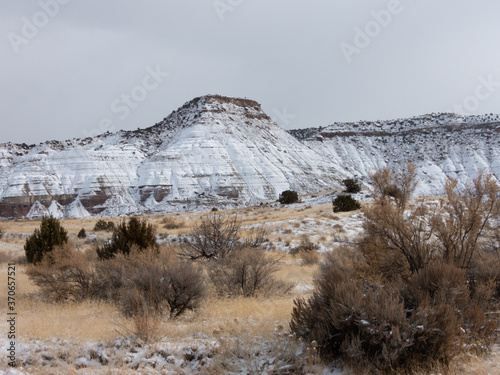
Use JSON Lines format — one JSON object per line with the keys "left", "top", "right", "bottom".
{"left": 208, "top": 248, "right": 292, "bottom": 297}
{"left": 161, "top": 217, "right": 185, "bottom": 230}
{"left": 211, "top": 207, "right": 218, "bottom": 212}
{"left": 178, "top": 212, "right": 240, "bottom": 260}
{"left": 466, "top": 255, "right": 500, "bottom": 307}
{"left": 361, "top": 164, "right": 433, "bottom": 274}
{"left": 24, "top": 216, "right": 68, "bottom": 264}
{"left": 371, "top": 166, "right": 416, "bottom": 208}
{"left": 290, "top": 263, "right": 410, "bottom": 371}
{"left": 403, "top": 262, "right": 469, "bottom": 310}
{"left": 279, "top": 190, "right": 298, "bottom": 204}
{"left": 289, "top": 258, "right": 488, "bottom": 373}
{"left": 93, "top": 219, "right": 114, "bottom": 232}
{"left": 90, "top": 258, "right": 124, "bottom": 302}
{"left": 332, "top": 194, "right": 361, "bottom": 213}
{"left": 242, "top": 225, "right": 268, "bottom": 248}
{"left": 93, "top": 220, "right": 106, "bottom": 231}
{"left": 323, "top": 246, "right": 367, "bottom": 275}
{"left": 342, "top": 178, "right": 361, "bottom": 194}
{"left": 77, "top": 228, "right": 87, "bottom": 239}
{"left": 96, "top": 217, "right": 158, "bottom": 260}
{"left": 119, "top": 254, "right": 205, "bottom": 319}
{"left": 362, "top": 167, "right": 499, "bottom": 276}
{"left": 92, "top": 245, "right": 176, "bottom": 302}
{"left": 92, "top": 246, "right": 205, "bottom": 319}
{"left": 290, "top": 234, "right": 319, "bottom": 255}
{"left": 27, "top": 244, "right": 93, "bottom": 302}
{"left": 430, "top": 172, "right": 499, "bottom": 269}
{"left": 404, "top": 262, "right": 496, "bottom": 349}
{"left": 0, "top": 225, "right": 3, "bottom": 239}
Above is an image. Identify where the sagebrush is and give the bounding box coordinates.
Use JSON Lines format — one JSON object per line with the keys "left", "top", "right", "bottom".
{"left": 290, "top": 256, "right": 496, "bottom": 373}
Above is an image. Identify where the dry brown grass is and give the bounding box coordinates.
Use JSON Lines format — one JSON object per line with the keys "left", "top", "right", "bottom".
{"left": 0, "top": 199, "right": 498, "bottom": 374}
{"left": 11, "top": 281, "right": 295, "bottom": 345}
{"left": 0, "top": 252, "right": 314, "bottom": 344}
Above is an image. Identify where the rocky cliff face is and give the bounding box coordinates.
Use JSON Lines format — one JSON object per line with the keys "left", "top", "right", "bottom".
{"left": 1, "top": 96, "right": 499, "bottom": 219}
{"left": 0, "top": 95, "right": 343, "bottom": 218}
{"left": 289, "top": 113, "right": 500, "bottom": 196}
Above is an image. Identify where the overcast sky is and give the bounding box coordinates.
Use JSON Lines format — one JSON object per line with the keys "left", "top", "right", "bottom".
{"left": 1, "top": 0, "right": 500, "bottom": 144}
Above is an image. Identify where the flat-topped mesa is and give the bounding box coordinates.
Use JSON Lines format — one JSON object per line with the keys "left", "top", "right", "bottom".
{"left": 199, "top": 94, "right": 261, "bottom": 108}
{"left": 141, "top": 95, "right": 273, "bottom": 137}
{"left": 117, "top": 95, "right": 273, "bottom": 145}
{"left": 175, "top": 95, "right": 271, "bottom": 121}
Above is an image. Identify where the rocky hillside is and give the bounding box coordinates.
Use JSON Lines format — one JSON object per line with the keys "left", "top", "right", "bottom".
{"left": 1, "top": 96, "right": 499, "bottom": 219}
{"left": 0, "top": 95, "right": 344, "bottom": 218}
{"left": 289, "top": 113, "right": 500, "bottom": 196}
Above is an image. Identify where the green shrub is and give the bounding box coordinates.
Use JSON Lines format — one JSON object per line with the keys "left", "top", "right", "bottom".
{"left": 279, "top": 190, "right": 299, "bottom": 204}
{"left": 96, "top": 217, "right": 158, "bottom": 260}
{"left": 342, "top": 178, "right": 361, "bottom": 194}
{"left": 93, "top": 219, "right": 115, "bottom": 232}
{"left": 24, "top": 216, "right": 68, "bottom": 264}
{"left": 77, "top": 228, "right": 87, "bottom": 239}
{"left": 332, "top": 194, "right": 361, "bottom": 213}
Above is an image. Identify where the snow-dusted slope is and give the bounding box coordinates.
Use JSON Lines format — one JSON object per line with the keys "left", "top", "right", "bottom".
{"left": 0, "top": 95, "right": 343, "bottom": 218}
{"left": 289, "top": 113, "right": 500, "bottom": 196}
{"left": 1, "top": 97, "right": 498, "bottom": 219}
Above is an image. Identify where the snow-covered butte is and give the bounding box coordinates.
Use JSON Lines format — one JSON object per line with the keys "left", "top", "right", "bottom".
{"left": 0, "top": 95, "right": 343, "bottom": 218}
{"left": 0, "top": 96, "right": 499, "bottom": 219}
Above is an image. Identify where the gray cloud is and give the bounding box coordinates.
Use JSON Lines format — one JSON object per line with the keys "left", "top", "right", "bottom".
{"left": 1, "top": 0, "right": 500, "bottom": 144}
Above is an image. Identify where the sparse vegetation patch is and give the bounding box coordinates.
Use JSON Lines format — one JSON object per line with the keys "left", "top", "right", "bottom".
{"left": 24, "top": 216, "right": 68, "bottom": 264}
